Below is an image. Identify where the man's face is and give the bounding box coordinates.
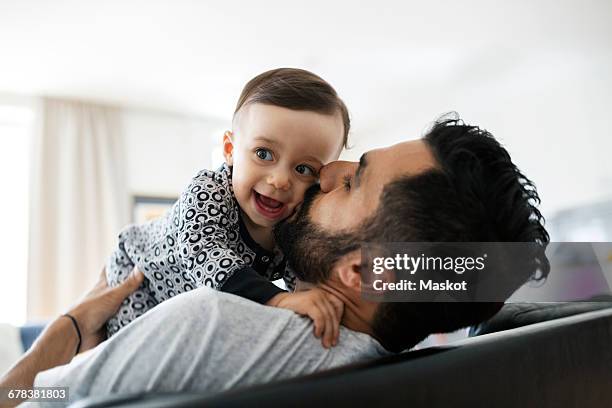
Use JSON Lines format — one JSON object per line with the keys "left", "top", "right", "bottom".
{"left": 307, "top": 139, "right": 437, "bottom": 232}
{"left": 274, "top": 139, "right": 437, "bottom": 283}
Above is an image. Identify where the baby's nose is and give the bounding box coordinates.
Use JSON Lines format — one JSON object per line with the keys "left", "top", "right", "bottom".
{"left": 319, "top": 161, "right": 357, "bottom": 193}
{"left": 267, "top": 172, "right": 291, "bottom": 191}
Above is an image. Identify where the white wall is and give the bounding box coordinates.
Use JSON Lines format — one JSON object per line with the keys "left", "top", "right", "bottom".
{"left": 341, "top": 49, "right": 612, "bottom": 221}
{"left": 2, "top": 1, "right": 610, "bottom": 227}
{"left": 122, "top": 108, "right": 228, "bottom": 199}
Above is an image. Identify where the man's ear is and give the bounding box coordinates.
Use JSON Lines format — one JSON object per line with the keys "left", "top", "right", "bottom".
{"left": 223, "top": 131, "right": 234, "bottom": 165}
{"left": 334, "top": 250, "right": 362, "bottom": 291}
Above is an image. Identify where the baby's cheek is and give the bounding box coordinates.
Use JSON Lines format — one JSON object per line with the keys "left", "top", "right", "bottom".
{"left": 291, "top": 183, "right": 312, "bottom": 205}
{"left": 231, "top": 179, "right": 251, "bottom": 208}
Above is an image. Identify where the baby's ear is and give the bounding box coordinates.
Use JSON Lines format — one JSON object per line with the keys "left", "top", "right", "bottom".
{"left": 223, "top": 131, "right": 234, "bottom": 165}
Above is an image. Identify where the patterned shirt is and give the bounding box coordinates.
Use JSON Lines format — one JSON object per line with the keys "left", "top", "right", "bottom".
{"left": 105, "top": 164, "right": 296, "bottom": 336}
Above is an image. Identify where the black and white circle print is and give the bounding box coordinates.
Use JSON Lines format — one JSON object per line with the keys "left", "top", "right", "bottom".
{"left": 105, "top": 164, "right": 294, "bottom": 337}
{"left": 105, "top": 249, "right": 160, "bottom": 338}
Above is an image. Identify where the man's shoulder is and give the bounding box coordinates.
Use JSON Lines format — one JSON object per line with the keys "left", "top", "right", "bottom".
{"left": 164, "top": 287, "right": 389, "bottom": 355}
{"left": 34, "top": 286, "right": 389, "bottom": 400}
{"left": 157, "top": 286, "right": 293, "bottom": 323}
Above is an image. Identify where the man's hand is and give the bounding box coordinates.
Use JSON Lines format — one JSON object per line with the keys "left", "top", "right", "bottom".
{"left": 267, "top": 288, "right": 344, "bottom": 348}
{"left": 0, "top": 267, "right": 144, "bottom": 408}
{"left": 67, "top": 266, "right": 144, "bottom": 352}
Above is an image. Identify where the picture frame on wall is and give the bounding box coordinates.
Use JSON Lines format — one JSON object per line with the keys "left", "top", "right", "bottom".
{"left": 133, "top": 196, "right": 177, "bottom": 223}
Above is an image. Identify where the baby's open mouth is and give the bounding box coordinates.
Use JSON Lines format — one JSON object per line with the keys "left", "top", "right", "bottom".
{"left": 253, "top": 191, "right": 286, "bottom": 219}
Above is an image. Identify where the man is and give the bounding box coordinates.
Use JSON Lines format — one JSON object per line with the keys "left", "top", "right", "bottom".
{"left": 0, "top": 117, "right": 549, "bottom": 407}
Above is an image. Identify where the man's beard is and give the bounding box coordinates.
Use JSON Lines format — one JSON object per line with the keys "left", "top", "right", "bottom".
{"left": 273, "top": 183, "right": 360, "bottom": 284}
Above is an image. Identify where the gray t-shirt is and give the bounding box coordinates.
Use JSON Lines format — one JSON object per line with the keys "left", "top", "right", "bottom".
{"left": 33, "top": 287, "right": 389, "bottom": 406}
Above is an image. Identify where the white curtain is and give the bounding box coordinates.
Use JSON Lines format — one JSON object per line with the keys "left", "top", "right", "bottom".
{"left": 27, "top": 98, "right": 129, "bottom": 320}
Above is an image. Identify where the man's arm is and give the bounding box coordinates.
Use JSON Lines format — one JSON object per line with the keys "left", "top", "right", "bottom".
{"left": 0, "top": 317, "right": 78, "bottom": 406}
{"left": 0, "top": 267, "right": 144, "bottom": 407}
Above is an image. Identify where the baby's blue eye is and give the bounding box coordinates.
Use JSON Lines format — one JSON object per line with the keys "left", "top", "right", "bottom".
{"left": 296, "top": 164, "right": 316, "bottom": 177}
{"left": 255, "top": 148, "right": 273, "bottom": 161}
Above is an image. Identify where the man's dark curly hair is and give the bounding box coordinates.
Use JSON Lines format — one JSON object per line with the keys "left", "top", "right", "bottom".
{"left": 368, "top": 115, "right": 550, "bottom": 352}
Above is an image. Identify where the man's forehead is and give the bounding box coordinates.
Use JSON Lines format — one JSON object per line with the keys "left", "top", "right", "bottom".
{"left": 366, "top": 139, "right": 437, "bottom": 179}
{"left": 350, "top": 139, "right": 436, "bottom": 219}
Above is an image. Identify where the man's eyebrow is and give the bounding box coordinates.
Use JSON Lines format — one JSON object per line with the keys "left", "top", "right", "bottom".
{"left": 354, "top": 153, "right": 369, "bottom": 188}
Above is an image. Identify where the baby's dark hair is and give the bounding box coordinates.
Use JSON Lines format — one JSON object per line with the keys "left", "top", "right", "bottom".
{"left": 234, "top": 68, "right": 350, "bottom": 149}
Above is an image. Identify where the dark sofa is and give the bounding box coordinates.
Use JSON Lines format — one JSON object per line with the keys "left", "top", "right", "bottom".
{"left": 71, "top": 302, "right": 612, "bottom": 408}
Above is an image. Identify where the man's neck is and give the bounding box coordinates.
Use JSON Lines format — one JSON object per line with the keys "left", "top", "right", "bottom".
{"left": 316, "top": 282, "right": 378, "bottom": 339}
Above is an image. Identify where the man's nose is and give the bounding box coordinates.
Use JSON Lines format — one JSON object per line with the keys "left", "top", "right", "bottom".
{"left": 267, "top": 171, "right": 291, "bottom": 191}
{"left": 319, "top": 161, "right": 358, "bottom": 193}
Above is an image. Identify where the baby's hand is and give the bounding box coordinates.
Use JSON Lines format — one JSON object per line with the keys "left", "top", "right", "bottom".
{"left": 267, "top": 289, "right": 345, "bottom": 348}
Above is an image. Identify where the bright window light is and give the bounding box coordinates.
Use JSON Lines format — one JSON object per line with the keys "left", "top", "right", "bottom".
{"left": 0, "top": 104, "right": 33, "bottom": 326}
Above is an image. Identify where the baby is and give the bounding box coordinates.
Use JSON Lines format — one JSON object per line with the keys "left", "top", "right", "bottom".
{"left": 105, "top": 68, "right": 350, "bottom": 347}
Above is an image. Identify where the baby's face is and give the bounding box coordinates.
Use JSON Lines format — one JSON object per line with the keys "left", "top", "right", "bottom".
{"left": 226, "top": 103, "right": 344, "bottom": 230}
